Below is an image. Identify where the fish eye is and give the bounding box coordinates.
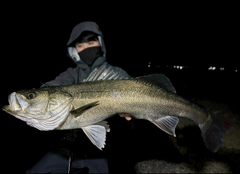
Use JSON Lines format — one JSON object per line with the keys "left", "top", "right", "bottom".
{"left": 27, "top": 92, "right": 36, "bottom": 99}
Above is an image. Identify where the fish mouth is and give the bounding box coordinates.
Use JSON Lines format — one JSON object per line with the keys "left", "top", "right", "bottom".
{"left": 5, "top": 92, "right": 28, "bottom": 112}
{"left": 3, "top": 92, "right": 37, "bottom": 123}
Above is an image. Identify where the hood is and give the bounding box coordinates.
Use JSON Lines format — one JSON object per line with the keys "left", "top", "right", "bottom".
{"left": 66, "top": 21, "right": 106, "bottom": 64}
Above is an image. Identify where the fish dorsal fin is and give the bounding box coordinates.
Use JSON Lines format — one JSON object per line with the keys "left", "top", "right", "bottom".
{"left": 82, "top": 123, "right": 108, "bottom": 150}
{"left": 135, "top": 74, "right": 176, "bottom": 93}
{"left": 151, "top": 116, "right": 179, "bottom": 137}
{"left": 83, "top": 63, "right": 132, "bottom": 82}
{"left": 70, "top": 101, "right": 99, "bottom": 118}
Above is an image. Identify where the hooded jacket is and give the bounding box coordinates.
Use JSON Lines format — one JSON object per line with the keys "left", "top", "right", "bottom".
{"left": 42, "top": 21, "right": 130, "bottom": 87}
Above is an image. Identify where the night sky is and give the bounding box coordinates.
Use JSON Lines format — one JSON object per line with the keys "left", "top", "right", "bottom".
{"left": 2, "top": 5, "right": 239, "bottom": 71}
{"left": 1, "top": 5, "right": 238, "bottom": 89}
{"left": 1, "top": 4, "right": 239, "bottom": 173}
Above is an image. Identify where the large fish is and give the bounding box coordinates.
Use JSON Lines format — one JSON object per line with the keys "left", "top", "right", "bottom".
{"left": 2, "top": 64, "right": 234, "bottom": 152}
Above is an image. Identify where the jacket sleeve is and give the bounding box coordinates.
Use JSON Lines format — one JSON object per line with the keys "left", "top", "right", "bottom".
{"left": 112, "top": 66, "right": 133, "bottom": 79}
{"left": 41, "top": 67, "right": 77, "bottom": 87}
{"left": 102, "top": 63, "right": 133, "bottom": 80}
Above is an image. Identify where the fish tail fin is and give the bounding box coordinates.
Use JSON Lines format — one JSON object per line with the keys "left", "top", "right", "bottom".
{"left": 200, "top": 109, "right": 235, "bottom": 153}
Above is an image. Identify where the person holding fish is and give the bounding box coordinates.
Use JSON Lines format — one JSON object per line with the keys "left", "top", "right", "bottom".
{"left": 25, "top": 21, "right": 132, "bottom": 174}
{"left": 4, "top": 20, "right": 234, "bottom": 174}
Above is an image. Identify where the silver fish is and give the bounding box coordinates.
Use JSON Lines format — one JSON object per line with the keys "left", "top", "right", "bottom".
{"left": 2, "top": 64, "right": 233, "bottom": 152}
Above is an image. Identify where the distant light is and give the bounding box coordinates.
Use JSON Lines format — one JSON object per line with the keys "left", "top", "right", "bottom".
{"left": 173, "top": 65, "right": 184, "bottom": 70}
{"left": 148, "top": 61, "right": 151, "bottom": 68}
{"left": 208, "top": 66, "right": 216, "bottom": 70}
{"left": 235, "top": 69, "right": 238, "bottom": 72}
{"left": 220, "top": 67, "right": 224, "bottom": 71}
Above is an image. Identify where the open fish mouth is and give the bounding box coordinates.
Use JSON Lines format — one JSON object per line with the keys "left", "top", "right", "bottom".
{"left": 3, "top": 92, "right": 34, "bottom": 123}
{"left": 3, "top": 92, "right": 45, "bottom": 126}
{"left": 7, "top": 92, "right": 29, "bottom": 112}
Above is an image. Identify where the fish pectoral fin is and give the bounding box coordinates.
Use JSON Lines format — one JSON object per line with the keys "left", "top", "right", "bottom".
{"left": 70, "top": 101, "right": 99, "bottom": 118}
{"left": 94, "top": 121, "right": 110, "bottom": 132}
{"left": 151, "top": 116, "right": 179, "bottom": 137}
{"left": 82, "top": 124, "right": 107, "bottom": 150}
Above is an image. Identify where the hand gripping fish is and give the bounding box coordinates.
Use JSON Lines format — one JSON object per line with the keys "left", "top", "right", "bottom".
{"left": 2, "top": 64, "right": 234, "bottom": 153}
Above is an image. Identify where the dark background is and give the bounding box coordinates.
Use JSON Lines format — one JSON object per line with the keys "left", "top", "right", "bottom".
{"left": 1, "top": 3, "right": 239, "bottom": 173}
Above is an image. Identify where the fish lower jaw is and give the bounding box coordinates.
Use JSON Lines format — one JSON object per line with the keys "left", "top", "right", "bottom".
{"left": 2, "top": 108, "right": 20, "bottom": 116}
{"left": 4, "top": 104, "right": 23, "bottom": 112}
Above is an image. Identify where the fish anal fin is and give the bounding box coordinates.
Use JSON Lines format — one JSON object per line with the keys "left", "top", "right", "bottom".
{"left": 70, "top": 101, "right": 99, "bottom": 118}
{"left": 151, "top": 116, "right": 179, "bottom": 137}
{"left": 82, "top": 124, "right": 107, "bottom": 150}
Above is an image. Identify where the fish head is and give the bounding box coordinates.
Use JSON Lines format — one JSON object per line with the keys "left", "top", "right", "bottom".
{"left": 2, "top": 88, "right": 73, "bottom": 130}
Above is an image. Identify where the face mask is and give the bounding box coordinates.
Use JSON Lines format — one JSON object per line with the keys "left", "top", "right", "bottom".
{"left": 78, "top": 46, "right": 103, "bottom": 66}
